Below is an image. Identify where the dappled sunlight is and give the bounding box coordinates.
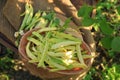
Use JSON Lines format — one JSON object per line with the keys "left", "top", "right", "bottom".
{"left": 76, "top": 71, "right": 87, "bottom": 80}
{"left": 48, "top": 0, "right": 53, "bottom": 3}
{"left": 90, "top": 43, "right": 96, "bottom": 53}
{"left": 1, "top": 0, "right": 120, "bottom": 80}
{"left": 16, "top": 3, "right": 21, "bottom": 11}
{"left": 13, "top": 59, "right": 26, "bottom": 71}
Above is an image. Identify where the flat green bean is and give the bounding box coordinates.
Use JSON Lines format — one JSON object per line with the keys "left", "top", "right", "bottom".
{"left": 19, "top": 3, "right": 31, "bottom": 30}
{"left": 51, "top": 41, "right": 80, "bottom": 49}
{"left": 53, "top": 31, "right": 80, "bottom": 41}
{"left": 25, "top": 11, "right": 41, "bottom": 30}
{"left": 26, "top": 42, "right": 36, "bottom": 59}
{"left": 26, "top": 4, "right": 33, "bottom": 25}
{"left": 32, "top": 31, "right": 43, "bottom": 42}
{"left": 37, "top": 27, "right": 57, "bottom": 33}
{"left": 27, "top": 37, "right": 42, "bottom": 46}
{"left": 46, "top": 56, "right": 67, "bottom": 71}
{"left": 38, "top": 39, "right": 49, "bottom": 67}
{"left": 76, "top": 44, "right": 87, "bottom": 67}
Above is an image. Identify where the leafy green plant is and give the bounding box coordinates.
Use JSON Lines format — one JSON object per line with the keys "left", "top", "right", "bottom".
{"left": 0, "top": 45, "right": 14, "bottom": 80}
{"left": 78, "top": 0, "right": 120, "bottom": 57}
{"left": 102, "top": 64, "right": 120, "bottom": 80}
{"left": 83, "top": 68, "right": 96, "bottom": 80}
{"left": 0, "top": 47, "right": 14, "bottom": 71}
{"left": 0, "top": 56, "right": 13, "bottom": 71}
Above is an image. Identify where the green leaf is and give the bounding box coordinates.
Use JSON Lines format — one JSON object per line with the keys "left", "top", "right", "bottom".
{"left": 93, "top": 23, "right": 99, "bottom": 31}
{"left": 111, "top": 37, "right": 120, "bottom": 52}
{"left": 63, "top": 17, "right": 71, "bottom": 29}
{"left": 82, "top": 18, "right": 94, "bottom": 26}
{"left": 99, "top": 20, "right": 114, "bottom": 35}
{"left": 108, "top": 50, "right": 115, "bottom": 57}
{"left": 83, "top": 74, "right": 92, "bottom": 80}
{"left": 116, "top": 5, "right": 120, "bottom": 15}
{"left": 43, "top": 12, "right": 55, "bottom": 21}
{"left": 78, "top": 5, "right": 93, "bottom": 18}
{"left": 52, "top": 18, "right": 60, "bottom": 27}
{"left": 101, "top": 37, "right": 113, "bottom": 49}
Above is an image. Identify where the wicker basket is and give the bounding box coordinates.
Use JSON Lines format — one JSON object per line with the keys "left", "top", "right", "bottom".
{"left": 18, "top": 27, "right": 94, "bottom": 80}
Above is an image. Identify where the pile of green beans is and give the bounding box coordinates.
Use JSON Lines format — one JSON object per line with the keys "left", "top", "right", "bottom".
{"left": 17, "top": 3, "right": 94, "bottom": 72}
{"left": 15, "top": 3, "right": 61, "bottom": 46}
{"left": 26, "top": 27, "right": 94, "bottom": 72}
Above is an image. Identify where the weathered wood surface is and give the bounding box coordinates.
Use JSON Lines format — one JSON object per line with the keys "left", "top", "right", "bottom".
{"left": 3, "top": 0, "right": 26, "bottom": 30}
{"left": 0, "top": 0, "right": 17, "bottom": 52}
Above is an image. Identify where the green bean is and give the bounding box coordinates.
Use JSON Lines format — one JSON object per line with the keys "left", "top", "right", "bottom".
{"left": 38, "top": 39, "right": 49, "bottom": 67}
{"left": 36, "top": 45, "right": 44, "bottom": 54}
{"left": 29, "top": 56, "right": 39, "bottom": 63}
{"left": 46, "top": 56, "right": 67, "bottom": 71}
{"left": 48, "top": 38, "right": 65, "bottom": 44}
{"left": 26, "top": 42, "right": 36, "bottom": 59}
{"left": 29, "top": 50, "right": 42, "bottom": 63}
{"left": 37, "top": 27, "right": 57, "bottom": 33}
{"left": 31, "top": 46, "right": 37, "bottom": 52}
{"left": 82, "top": 55, "right": 94, "bottom": 59}
{"left": 26, "top": 4, "right": 33, "bottom": 25}
{"left": 51, "top": 41, "right": 80, "bottom": 49}
{"left": 19, "top": 3, "right": 31, "bottom": 30}
{"left": 32, "top": 31, "right": 43, "bottom": 42}
{"left": 32, "top": 10, "right": 41, "bottom": 20}
{"left": 35, "top": 18, "right": 48, "bottom": 28}
{"left": 50, "top": 56, "right": 67, "bottom": 66}
{"left": 64, "top": 46, "right": 76, "bottom": 51}
{"left": 25, "top": 11, "right": 41, "bottom": 30}
{"left": 44, "top": 31, "right": 52, "bottom": 39}
{"left": 53, "top": 31, "right": 80, "bottom": 41}
{"left": 26, "top": 18, "right": 41, "bottom": 30}
{"left": 76, "top": 44, "right": 87, "bottom": 67}
{"left": 54, "top": 47, "right": 67, "bottom": 52}
{"left": 48, "top": 52, "right": 65, "bottom": 57}
{"left": 27, "top": 37, "right": 42, "bottom": 46}
{"left": 35, "top": 12, "right": 48, "bottom": 28}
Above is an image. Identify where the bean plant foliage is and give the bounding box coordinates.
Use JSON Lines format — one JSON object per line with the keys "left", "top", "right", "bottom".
{"left": 78, "top": 0, "right": 120, "bottom": 54}
{"left": 78, "top": 0, "right": 120, "bottom": 79}
{"left": 102, "top": 64, "right": 120, "bottom": 80}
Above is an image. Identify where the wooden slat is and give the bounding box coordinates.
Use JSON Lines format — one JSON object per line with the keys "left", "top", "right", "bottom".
{"left": 0, "top": 33, "right": 18, "bottom": 53}
{"left": 0, "top": 0, "right": 16, "bottom": 50}
{"left": 3, "top": 0, "right": 26, "bottom": 30}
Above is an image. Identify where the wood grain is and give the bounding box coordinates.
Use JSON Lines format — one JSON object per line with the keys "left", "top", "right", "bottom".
{"left": 0, "top": 0, "right": 16, "bottom": 47}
